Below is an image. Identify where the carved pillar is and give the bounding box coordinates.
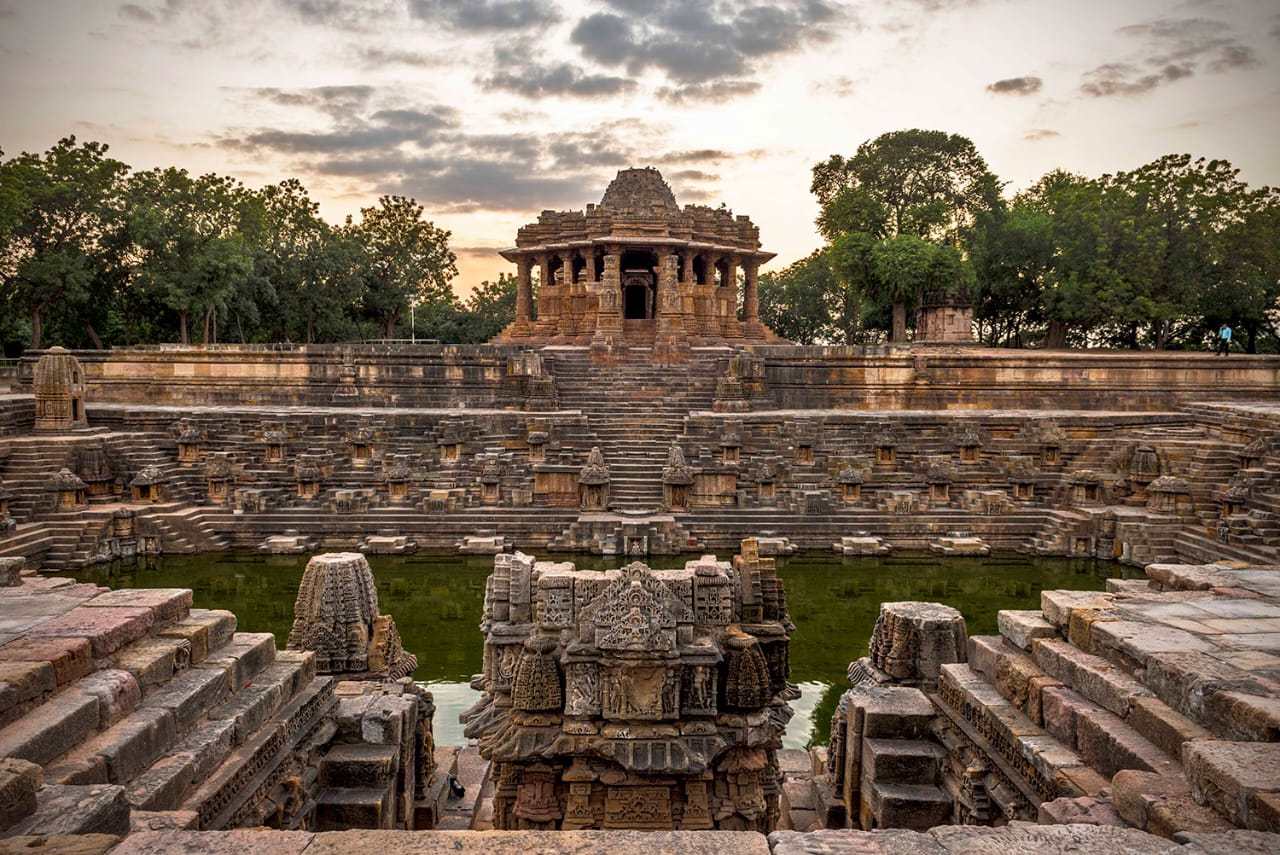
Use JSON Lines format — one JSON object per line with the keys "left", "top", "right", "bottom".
{"left": 743, "top": 259, "right": 760, "bottom": 325}
{"left": 593, "top": 248, "right": 623, "bottom": 344}
{"left": 559, "top": 250, "right": 578, "bottom": 337}
{"left": 515, "top": 257, "right": 533, "bottom": 326}
{"left": 535, "top": 253, "right": 553, "bottom": 333}
{"left": 657, "top": 253, "right": 683, "bottom": 341}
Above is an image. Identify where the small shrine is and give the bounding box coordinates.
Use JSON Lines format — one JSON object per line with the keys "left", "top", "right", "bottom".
{"left": 492, "top": 168, "right": 784, "bottom": 348}
{"left": 465, "top": 538, "right": 795, "bottom": 832}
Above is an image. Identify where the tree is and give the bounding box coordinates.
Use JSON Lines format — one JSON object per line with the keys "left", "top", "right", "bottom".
{"left": 969, "top": 202, "right": 1055, "bottom": 346}
{"left": 344, "top": 196, "right": 457, "bottom": 340}
{"left": 249, "top": 179, "right": 335, "bottom": 342}
{"left": 812, "top": 130, "right": 1000, "bottom": 342}
{"left": 0, "top": 137, "right": 130, "bottom": 349}
{"left": 126, "top": 168, "right": 257, "bottom": 344}
{"left": 758, "top": 250, "right": 858, "bottom": 345}
{"left": 454, "top": 273, "right": 517, "bottom": 343}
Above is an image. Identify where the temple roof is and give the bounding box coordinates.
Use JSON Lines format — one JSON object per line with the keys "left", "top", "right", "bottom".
{"left": 599, "top": 167, "right": 679, "bottom": 215}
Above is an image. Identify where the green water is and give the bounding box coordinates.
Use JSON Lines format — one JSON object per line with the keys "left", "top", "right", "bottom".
{"left": 66, "top": 552, "right": 1127, "bottom": 749}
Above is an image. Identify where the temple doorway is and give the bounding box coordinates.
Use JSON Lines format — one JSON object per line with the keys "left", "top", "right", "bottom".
{"left": 620, "top": 249, "right": 658, "bottom": 320}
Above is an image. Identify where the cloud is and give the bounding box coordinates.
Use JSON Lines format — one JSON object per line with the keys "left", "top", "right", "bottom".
{"left": 656, "top": 80, "right": 762, "bottom": 103}
{"left": 667, "top": 169, "right": 718, "bottom": 182}
{"left": 355, "top": 46, "right": 448, "bottom": 68}
{"left": 569, "top": 0, "right": 844, "bottom": 93}
{"left": 813, "top": 75, "right": 858, "bottom": 97}
{"left": 1024, "top": 129, "right": 1060, "bottom": 141}
{"left": 407, "top": 0, "right": 559, "bottom": 31}
{"left": 658, "top": 149, "right": 735, "bottom": 164}
{"left": 478, "top": 48, "right": 637, "bottom": 98}
{"left": 1080, "top": 15, "right": 1259, "bottom": 97}
{"left": 986, "top": 76, "right": 1041, "bottom": 95}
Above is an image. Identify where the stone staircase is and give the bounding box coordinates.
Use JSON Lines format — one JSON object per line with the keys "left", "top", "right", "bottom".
{"left": 0, "top": 574, "right": 336, "bottom": 836}
{"left": 546, "top": 349, "right": 721, "bottom": 510}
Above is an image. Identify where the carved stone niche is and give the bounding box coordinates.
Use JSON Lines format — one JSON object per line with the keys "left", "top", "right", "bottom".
{"left": 956, "top": 426, "right": 982, "bottom": 463}
{"left": 384, "top": 456, "right": 413, "bottom": 504}
{"left": 33, "top": 347, "right": 88, "bottom": 432}
{"left": 872, "top": 427, "right": 898, "bottom": 467}
{"left": 661, "top": 443, "right": 695, "bottom": 512}
{"left": 347, "top": 426, "right": 375, "bottom": 465}
{"left": 755, "top": 462, "right": 776, "bottom": 502}
{"left": 295, "top": 456, "right": 323, "bottom": 501}
{"left": 0, "top": 482, "right": 14, "bottom": 531}
{"left": 438, "top": 424, "right": 464, "bottom": 464}
{"left": 466, "top": 540, "right": 794, "bottom": 833}
{"left": 719, "top": 430, "right": 741, "bottom": 465}
{"left": 45, "top": 468, "right": 87, "bottom": 511}
{"left": 286, "top": 552, "right": 418, "bottom": 679}
{"left": 927, "top": 461, "right": 952, "bottom": 504}
{"left": 838, "top": 465, "right": 863, "bottom": 503}
{"left": 130, "top": 465, "right": 167, "bottom": 503}
{"left": 77, "top": 440, "right": 116, "bottom": 500}
{"left": 1069, "top": 470, "right": 1102, "bottom": 505}
{"left": 578, "top": 446, "right": 610, "bottom": 511}
{"left": 262, "top": 424, "right": 288, "bottom": 463}
{"left": 177, "top": 427, "right": 205, "bottom": 463}
{"left": 1039, "top": 422, "right": 1066, "bottom": 467}
{"left": 526, "top": 429, "right": 549, "bottom": 464}
{"left": 479, "top": 457, "right": 503, "bottom": 504}
{"left": 1147, "top": 475, "right": 1191, "bottom": 515}
{"left": 204, "top": 454, "right": 233, "bottom": 505}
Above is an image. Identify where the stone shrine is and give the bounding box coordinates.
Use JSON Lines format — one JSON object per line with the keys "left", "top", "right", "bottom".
{"left": 492, "top": 167, "right": 784, "bottom": 349}
{"left": 465, "top": 538, "right": 796, "bottom": 832}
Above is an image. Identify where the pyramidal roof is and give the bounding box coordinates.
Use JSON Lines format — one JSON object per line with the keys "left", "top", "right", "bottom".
{"left": 599, "top": 167, "right": 679, "bottom": 214}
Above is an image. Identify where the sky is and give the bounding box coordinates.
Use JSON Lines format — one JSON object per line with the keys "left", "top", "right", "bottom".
{"left": 2, "top": 0, "right": 1278, "bottom": 294}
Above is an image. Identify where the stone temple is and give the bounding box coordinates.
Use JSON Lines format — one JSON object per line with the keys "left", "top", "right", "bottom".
{"left": 2, "top": 167, "right": 1280, "bottom": 853}
{"left": 493, "top": 167, "right": 784, "bottom": 350}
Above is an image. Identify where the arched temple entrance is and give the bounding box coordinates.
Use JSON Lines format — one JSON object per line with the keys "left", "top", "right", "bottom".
{"left": 621, "top": 249, "right": 658, "bottom": 320}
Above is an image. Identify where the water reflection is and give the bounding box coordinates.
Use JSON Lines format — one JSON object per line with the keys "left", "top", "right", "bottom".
{"left": 65, "top": 552, "right": 1125, "bottom": 749}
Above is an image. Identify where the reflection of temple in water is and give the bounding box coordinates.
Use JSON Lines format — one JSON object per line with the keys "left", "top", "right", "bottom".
{"left": 493, "top": 167, "right": 784, "bottom": 347}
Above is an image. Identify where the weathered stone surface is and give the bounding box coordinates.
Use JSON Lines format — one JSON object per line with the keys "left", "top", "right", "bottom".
{"left": 770, "top": 829, "right": 942, "bottom": 855}
{"left": 108, "top": 830, "right": 313, "bottom": 855}
{"left": 1089, "top": 621, "right": 1214, "bottom": 669}
{"left": 861, "top": 739, "right": 940, "bottom": 786}
{"left": 1034, "top": 639, "right": 1151, "bottom": 717}
{"left": 1183, "top": 740, "right": 1280, "bottom": 831}
{"left": 1040, "top": 590, "right": 1111, "bottom": 630}
{"left": 320, "top": 743, "right": 398, "bottom": 789}
{"left": 1177, "top": 830, "right": 1280, "bottom": 855}
{"left": 71, "top": 706, "right": 177, "bottom": 784}
{"left": 316, "top": 787, "right": 390, "bottom": 831}
{"left": 930, "top": 821, "right": 1178, "bottom": 853}
{"left": 201, "top": 632, "right": 276, "bottom": 689}
{"left": 1040, "top": 686, "right": 1100, "bottom": 746}
{"left": 111, "top": 637, "right": 191, "bottom": 688}
{"left": 156, "top": 609, "right": 236, "bottom": 665}
{"left": 1073, "top": 707, "right": 1176, "bottom": 779}
{"left": 0, "top": 757, "right": 41, "bottom": 831}
{"left": 866, "top": 782, "right": 951, "bottom": 830}
{"left": 0, "top": 636, "right": 92, "bottom": 685}
{"left": 1144, "top": 650, "right": 1271, "bottom": 724}
{"left": 1037, "top": 791, "right": 1124, "bottom": 826}
{"left": 140, "top": 664, "right": 229, "bottom": 729}
{"left": 1112, "top": 769, "right": 1233, "bottom": 838}
{"left": 998, "top": 610, "right": 1057, "bottom": 651}
{"left": 869, "top": 602, "right": 967, "bottom": 684}
{"left": 854, "top": 686, "right": 937, "bottom": 740}
{"left": 1202, "top": 690, "right": 1280, "bottom": 742}
{"left": 82, "top": 588, "right": 192, "bottom": 625}
{"left": 26, "top": 606, "right": 155, "bottom": 658}
{"left": 1124, "top": 696, "right": 1214, "bottom": 758}
{"left": 0, "top": 660, "right": 56, "bottom": 712}
{"left": 0, "top": 689, "right": 99, "bottom": 765}
{"left": 5, "top": 784, "right": 129, "bottom": 837}
{"left": 0, "top": 834, "right": 120, "bottom": 855}
{"left": 78, "top": 668, "right": 142, "bottom": 726}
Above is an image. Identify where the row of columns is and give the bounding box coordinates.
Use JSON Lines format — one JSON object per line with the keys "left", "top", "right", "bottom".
{"left": 512, "top": 250, "right": 760, "bottom": 325}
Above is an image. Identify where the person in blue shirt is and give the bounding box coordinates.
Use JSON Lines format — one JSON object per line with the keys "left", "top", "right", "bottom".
{"left": 1216, "top": 323, "right": 1232, "bottom": 356}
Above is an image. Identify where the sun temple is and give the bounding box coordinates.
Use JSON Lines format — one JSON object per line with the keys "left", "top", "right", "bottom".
{"left": 2, "top": 170, "right": 1280, "bottom": 853}
{"left": 493, "top": 167, "right": 784, "bottom": 349}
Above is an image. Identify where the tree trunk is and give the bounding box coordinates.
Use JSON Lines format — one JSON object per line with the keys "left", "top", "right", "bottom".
{"left": 178, "top": 311, "right": 188, "bottom": 345}
{"left": 29, "top": 305, "right": 43, "bottom": 350}
{"left": 1153, "top": 319, "right": 1167, "bottom": 351}
{"left": 84, "top": 322, "right": 104, "bottom": 350}
{"left": 202, "top": 308, "right": 213, "bottom": 344}
{"left": 1044, "top": 319, "right": 1068, "bottom": 349}
{"left": 306, "top": 315, "right": 314, "bottom": 344}
{"left": 235, "top": 312, "right": 246, "bottom": 344}
{"left": 891, "top": 301, "right": 907, "bottom": 343}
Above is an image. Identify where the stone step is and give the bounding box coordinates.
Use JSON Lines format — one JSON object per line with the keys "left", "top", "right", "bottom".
{"left": 863, "top": 782, "right": 951, "bottom": 831}
{"left": 0, "top": 688, "right": 101, "bottom": 766}
{"left": 3, "top": 782, "right": 130, "bottom": 838}
{"left": 1184, "top": 740, "right": 1280, "bottom": 832}
{"left": 319, "top": 742, "right": 399, "bottom": 789}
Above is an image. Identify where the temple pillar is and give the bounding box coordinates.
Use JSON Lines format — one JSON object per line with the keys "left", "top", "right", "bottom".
{"left": 743, "top": 260, "right": 760, "bottom": 323}
{"left": 515, "top": 257, "right": 534, "bottom": 327}
{"left": 593, "top": 248, "right": 623, "bottom": 346}
{"left": 535, "top": 253, "right": 554, "bottom": 334}
{"left": 656, "top": 253, "right": 684, "bottom": 342}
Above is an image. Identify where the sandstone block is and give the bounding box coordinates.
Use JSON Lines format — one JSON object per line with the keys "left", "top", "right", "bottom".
{"left": 129, "top": 810, "right": 199, "bottom": 831}
{"left": 1144, "top": 650, "right": 1271, "bottom": 724}
{"left": 1040, "top": 590, "right": 1111, "bottom": 629}
{"left": 1178, "top": 829, "right": 1280, "bottom": 855}
{"left": 866, "top": 782, "right": 951, "bottom": 831}
{"left": 965, "top": 635, "right": 1003, "bottom": 682}
{"left": 78, "top": 707, "right": 178, "bottom": 784}
{"left": 112, "top": 637, "right": 191, "bottom": 688}
{"left": 860, "top": 739, "right": 940, "bottom": 786}
{"left": 1053, "top": 764, "right": 1110, "bottom": 797}
{"left": 1090, "top": 621, "right": 1214, "bottom": 670}
{"left": 141, "top": 665, "right": 230, "bottom": 729}
{"left": 78, "top": 669, "right": 142, "bottom": 727}
{"left": 998, "top": 610, "right": 1057, "bottom": 651}
{"left": 5, "top": 784, "right": 130, "bottom": 837}
{"left": 1037, "top": 792, "right": 1124, "bottom": 826}
{"left": 1074, "top": 707, "right": 1176, "bottom": 779}
{"left": 27, "top": 606, "right": 155, "bottom": 659}
{"left": 1034, "top": 639, "right": 1151, "bottom": 717}
{"left": 107, "top": 829, "right": 313, "bottom": 855}
{"left": 320, "top": 743, "right": 399, "bottom": 789}
{"left": 0, "top": 690, "right": 100, "bottom": 765}
{"left": 930, "top": 821, "right": 1176, "bottom": 853}
{"left": 1040, "top": 686, "right": 1100, "bottom": 746}
{"left": 126, "top": 752, "right": 197, "bottom": 812}
{"left": 0, "top": 636, "right": 92, "bottom": 685}
{"left": 1183, "top": 740, "right": 1280, "bottom": 831}
{"left": 1203, "top": 691, "right": 1280, "bottom": 742}
{"left": 83, "top": 588, "right": 192, "bottom": 625}
{"left": 156, "top": 609, "right": 237, "bottom": 665}
{"left": 0, "top": 834, "right": 120, "bottom": 855}
{"left": 1067, "top": 608, "right": 1118, "bottom": 655}
{"left": 770, "top": 828, "right": 942, "bottom": 855}
{"left": 201, "top": 632, "right": 276, "bottom": 690}
{"left": 1125, "top": 696, "right": 1214, "bottom": 758}
{"left": 1112, "top": 769, "right": 1232, "bottom": 838}
{"left": 0, "top": 660, "right": 56, "bottom": 715}
{"left": 0, "top": 757, "right": 41, "bottom": 831}
{"left": 849, "top": 686, "right": 936, "bottom": 740}
{"left": 208, "top": 681, "right": 284, "bottom": 745}
{"left": 315, "top": 786, "right": 390, "bottom": 831}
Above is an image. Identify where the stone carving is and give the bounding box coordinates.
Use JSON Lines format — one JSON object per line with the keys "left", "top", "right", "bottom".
{"left": 1128, "top": 445, "right": 1160, "bottom": 486}
{"left": 129, "top": 465, "right": 167, "bottom": 503}
{"left": 44, "top": 468, "right": 87, "bottom": 511}
{"left": 662, "top": 442, "right": 695, "bottom": 511}
{"left": 578, "top": 446, "right": 610, "bottom": 511}
{"left": 466, "top": 538, "right": 794, "bottom": 832}
{"left": 33, "top": 346, "right": 88, "bottom": 431}
{"left": 76, "top": 440, "right": 116, "bottom": 499}
{"left": 867, "top": 601, "right": 967, "bottom": 687}
{"left": 286, "top": 552, "right": 418, "bottom": 679}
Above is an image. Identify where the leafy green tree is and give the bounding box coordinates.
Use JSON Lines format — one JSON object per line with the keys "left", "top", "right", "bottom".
{"left": 969, "top": 202, "right": 1055, "bottom": 346}
{"left": 249, "top": 179, "right": 338, "bottom": 342}
{"left": 453, "top": 273, "right": 517, "bottom": 343}
{"left": 0, "top": 137, "right": 130, "bottom": 349}
{"left": 126, "top": 168, "right": 257, "bottom": 344}
{"left": 812, "top": 130, "right": 999, "bottom": 342}
{"left": 344, "top": 196, "right": 457, "bottom": 340}
{"left": 758, "top": 250, "right": 859, "bottom": 344}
